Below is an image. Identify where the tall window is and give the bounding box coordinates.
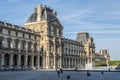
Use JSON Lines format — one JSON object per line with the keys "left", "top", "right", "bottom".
{"left": 22, "top": 41, "right": 26, "bottom": 51}
{"left": 51, "top": 27, "right": 54, "bottom": 35}
{"left": 54, "top": 27, "right": 56, "bottom": 36}
{"left": 7, "top": 38, "right": 12, "bottom": 48}
{"left": 0, "top": 27, "right": 2, "bottom": 33}
{"left": 29, "top": 34, "right": 31, "bottom": 39}
{"left": 22, "top": 33, "right": 25, "bottom": 38}
{"left": 28, "top": 42, "right": 31, "bottom": 52}
{"left": 0, "top": 40, "right": 2, "bottom": 48}
{"left": 34, "top": 43, "right": 37, "bottom": 52}
{"left": 16, "top": 31, "right": 18, "bottom": 36}
{"left": 15, "top": 40, "right": 19, "bottom": 50}
{"left": 8, "top": 30, "right": 11, "bottom": 35}
{"left": 34, "top": 36, "right": 36, "bottom": 40}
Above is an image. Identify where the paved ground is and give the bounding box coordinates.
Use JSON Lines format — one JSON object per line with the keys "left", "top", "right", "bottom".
{"left": 0, "top": 70, "right": 120, "bottom": 80}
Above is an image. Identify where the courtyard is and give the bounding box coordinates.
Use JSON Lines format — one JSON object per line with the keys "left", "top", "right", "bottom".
{"left": 0, "top": 69, "right": 120, "bottom": 80}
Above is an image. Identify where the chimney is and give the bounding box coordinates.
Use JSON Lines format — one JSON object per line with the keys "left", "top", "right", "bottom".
{"left": 37, "top": 4, "right": 42, "bottom": 21}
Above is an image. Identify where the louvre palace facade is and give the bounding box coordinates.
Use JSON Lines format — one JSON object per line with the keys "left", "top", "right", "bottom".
{"left": 0, "top": 4, "right": 95, "bottom": 70}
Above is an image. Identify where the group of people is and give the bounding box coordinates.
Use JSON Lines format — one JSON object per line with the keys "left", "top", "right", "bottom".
{"left": 56, "top": 68, "right": 63, "bottom": 77}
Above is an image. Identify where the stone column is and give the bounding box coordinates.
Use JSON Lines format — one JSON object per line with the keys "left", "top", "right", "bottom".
{"left": 31, "top": 55, "right": 34, "bottom": 69}
{"left": 59, "top": 49, "right": 62, "bottom": 68}
{"left": 75, "top": 58, "right": 76, "bottom": 67}
{"left": 72, "top": 59, "right": 73, "bottom": 67}
{"left": 69, "top": 58, "right": 70, "bottom": 68}
{"left": 66, "top": 58, "right": 67, "bottom": 68}
{"left": 1, "top": 54, "right": 4, "bottom": 69}
{"left": 10, "top": 54, "right": 13, "bottom": 69}
{"left": 53, "top": 38, "right": 56, "bottom": 69}
{"left": 17, "top": 54, "right": 21, "bottom": 69}
{"left": 53, "top": 55, "right": 56, "bottom": 69}
{"left": 46, "top": 54, "right": 49, "bottom": 69}
{"left": 45, "top": 42, "right": 50, "bottom": 69}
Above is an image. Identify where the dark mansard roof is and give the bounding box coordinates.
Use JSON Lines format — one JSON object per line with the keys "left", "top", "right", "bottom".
{"left": 26, "top": 6, "right": 57, "bottom": 23}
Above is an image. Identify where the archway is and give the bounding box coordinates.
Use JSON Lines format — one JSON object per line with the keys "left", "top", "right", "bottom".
{"left": 40, "top": 56, "right": 43, "bottom": 67}
{"left": 34, "top": 56, "right": 37, "bottom": 66}
{"left": 5, "top": 54, "right": 10, "bottom": 66}
{"left": 28, "top": 55, "right": 31, "bottom": 66}
{"left": 21, "top": 55, "right": 25, "bottom": 66}
{"left": 13, "top": 54, "right": 17, "bottom": 66}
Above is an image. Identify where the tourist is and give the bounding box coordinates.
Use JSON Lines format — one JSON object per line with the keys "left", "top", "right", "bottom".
{"left": 87, "top": 71, "right": 91, "bottom": 77}
{"left": 101, "top": 71, "right": 104, "bottom": 75}
{"left": 57, "top": 70, "right": 60, "bottom": 77}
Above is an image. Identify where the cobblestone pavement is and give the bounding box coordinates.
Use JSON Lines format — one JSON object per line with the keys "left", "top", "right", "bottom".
{"left": 0, "top": 70, "right": 120, "bottom": 80}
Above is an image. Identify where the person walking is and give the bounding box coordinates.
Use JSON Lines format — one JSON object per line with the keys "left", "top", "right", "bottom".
{"left": 57, "top": 70, "right": 60, "bottom": 78}
{"left": 87, "top": 71, "right": 91, "bottom": 77}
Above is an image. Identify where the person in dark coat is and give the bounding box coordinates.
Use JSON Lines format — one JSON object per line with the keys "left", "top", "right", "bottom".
{"left": 57, "top": 70, "right": 60, "bottom": 77}
{"left": 87, "top": 71, "right": 91, "bottom": 77}
{"left": 60, "top": 68, "right": 63, "bottom": 73}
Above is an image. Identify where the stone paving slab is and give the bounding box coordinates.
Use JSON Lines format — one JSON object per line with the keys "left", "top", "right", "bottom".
{"left": 0, "top": 70, "right": 120, "bottom": 80}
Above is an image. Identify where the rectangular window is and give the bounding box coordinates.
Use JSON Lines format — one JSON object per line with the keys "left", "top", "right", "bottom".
{"left": 0, "top": 27, "right": 2, "bottom": 33}
{"left": 16, "top": 31, "right": 18, "bottom": 36}
{"left": 8, "top": 30, "right": 11, "bottom": 35}
{"left": 22, "top": 42, "right": 25, "bottom": 50}
{"left": 28, "top": 42, "right": 31, "bottom": 52}
{"left": 34, "top": 44, "right": 37, "bottom": 52}
{"left": 8, "top": 40, "right": 11, "bottom": 48}
{"left": 0, "top": 40, "right": 2, "bottom": 48}
{"left": 23, "top": 33, "right": 25, "bottom": 38}
{"left": 35, "top": 36, "right": 36, "bottom": 40}
{"left": 15, "top": 41, "right": 18, "bottom": 50}
{"left": 29, "top": 34, "right": 31, "bottom": 39}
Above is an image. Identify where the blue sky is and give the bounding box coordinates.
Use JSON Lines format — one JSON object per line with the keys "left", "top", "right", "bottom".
{"left": 0, "top": 0, "right": 120, "bottom": 60}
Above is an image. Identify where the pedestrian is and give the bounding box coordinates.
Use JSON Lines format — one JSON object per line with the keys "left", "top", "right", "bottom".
{"left": 56, "top": 68, "right": 57, "bottom": 71}
{"left": 108, "top": 68, "right": 110, "bottom": 71}
{"left": 101, "top": 71, "right": 104, "bottom": 75}
{"left": 75, "top": 67, "right": 78, "bottom": 72}
{"left": 87, "top": 71, "right": 91, "bottom": 77}
{"left": 60, "top": 68, "right": 63, "bottom": 73}
{"left": 57, "top": 70, "right": 60, "bottom": 78}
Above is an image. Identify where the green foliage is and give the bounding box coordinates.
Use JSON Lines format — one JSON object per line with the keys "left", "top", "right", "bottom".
{"left": 96, "top": 61, "right": 107, "bottom": 66}
{"left": 109, "top": 60, "right": 120, "bottom": 66}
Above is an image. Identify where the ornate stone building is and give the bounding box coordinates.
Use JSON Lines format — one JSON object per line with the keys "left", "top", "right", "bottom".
{"left": 0, "top": 21, "right": 40, "bottom": 69}
{"left": 95, "top": 49, "right": 110, "bottom": 66}
{"left": 62, "top": 38, "right": 86, "bottom": 68}
{"left": 0, "top": 4, "right": 95, "bottom": 70}
{"left": 76, "top": 32, "right": 95, "bottom": 69}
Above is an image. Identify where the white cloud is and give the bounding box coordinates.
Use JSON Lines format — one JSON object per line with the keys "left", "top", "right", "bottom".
{"left": 0, "top": 0, "right": 20, "bottom": 4}
{"left": 7, "top": 0, "right": 20, "bottom": 3}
